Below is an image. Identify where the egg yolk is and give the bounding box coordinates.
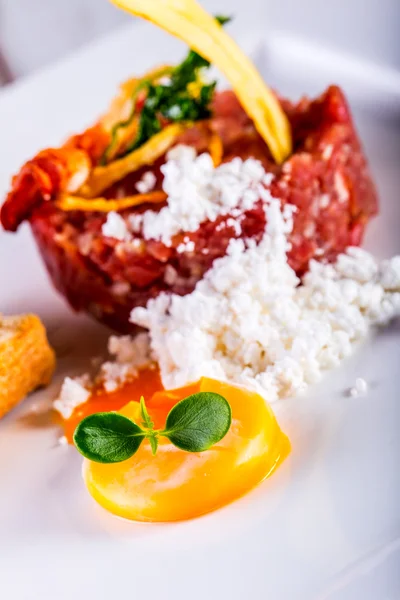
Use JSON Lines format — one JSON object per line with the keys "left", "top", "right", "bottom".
{"left": 66, "top": 371, "right": 289, "bottom": 522}
{"left": 63, "top": 367, "right": 164, "bottom": 443}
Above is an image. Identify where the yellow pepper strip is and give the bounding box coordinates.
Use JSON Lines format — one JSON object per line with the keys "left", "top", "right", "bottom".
{"left": 208, "top": 132, "right": 223, "bottom": 167}
{"left": 111, "top": 0, "right": 292, "bottom": 164}
{"left": 56, "top": 191, "right": 167, "bottom": 212}
{"left": 80, "top": 123, "right": 186, "bottom": 198}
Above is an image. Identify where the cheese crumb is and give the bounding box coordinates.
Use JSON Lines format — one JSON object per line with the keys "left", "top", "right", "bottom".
{"left": 349, "top": 377, "right": 369, "bottom": 398}
{"left": 379, "top": 256, "right": 400, "bottom": 291}
{"left": 135, "top": 171, "right": 156, "bottom": 194}
{"left": 53, "top": 377, "right": 91, "bottom": 419}
{"left": 53, "top": 334, "right": 154, "bottom": 414}
{"left": 102, "top": 212, "right": 129, "bottom": 241}
{"left": 99, "top": 333, "right": 154, "bottom": 392}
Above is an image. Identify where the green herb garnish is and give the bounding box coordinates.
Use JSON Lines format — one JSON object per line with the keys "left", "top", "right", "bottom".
{"left": 163, "top": 392, "right": 232, "bottom": 452}
{"left": 101, "top": 15, "right": 231, "bottom": 164}
{"left": 73, "top": 391, "right": 232, "bottom": 463}
{"left": 101, "top": 67, "right": 172, "bottom": 165}
{"left": 73, "top": 412, "right": 145, "bottom": 464}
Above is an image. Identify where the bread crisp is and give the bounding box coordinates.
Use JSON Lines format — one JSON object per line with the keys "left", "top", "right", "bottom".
{"left": 0, "top": 314, "right": 56, "bottom": 419}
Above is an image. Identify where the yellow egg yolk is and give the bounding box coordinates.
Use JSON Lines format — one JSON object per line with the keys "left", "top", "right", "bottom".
{"left": 63, "top": 369, "right": 289, "bottom": 522}
{"left": 63, "top": 367, "right": 164, "bottom": 443}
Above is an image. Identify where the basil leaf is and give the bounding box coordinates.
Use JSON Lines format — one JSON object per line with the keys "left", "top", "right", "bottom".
{"left": 163, "top": 392, "right": 231, "bottom": 452}
{"left": 73, "top": 412, "right": 145, "bottom": 463}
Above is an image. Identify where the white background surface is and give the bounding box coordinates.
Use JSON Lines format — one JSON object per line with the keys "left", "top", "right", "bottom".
{"left": 0, "top": 0, "right": 399, "bottom": 79}
{"left": 0, "top": 16, "right": 399, "bottom": 600}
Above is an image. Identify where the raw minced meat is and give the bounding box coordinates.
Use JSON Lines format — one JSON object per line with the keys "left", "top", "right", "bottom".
{"left": 3, "top": 86, "right": 378, "bottom": 333}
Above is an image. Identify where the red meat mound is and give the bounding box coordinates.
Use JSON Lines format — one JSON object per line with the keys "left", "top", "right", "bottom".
{"left": 7, "top": 86, "right": 379, "bottom": 332}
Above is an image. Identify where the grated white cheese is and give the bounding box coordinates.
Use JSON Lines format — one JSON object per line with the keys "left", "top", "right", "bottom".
{"left": 131, "top": 195, "right": 400, "bottom": 402}
{"left": 226, "top": 217, "right": 242, "bottom": 236}
{"left": 53, "top": 376, "right": 91, "bottom": 419}
{"left": 379, "top": 256, "right": 400, "bottom": 291}
{"left": 57, "top": 154, "right": 400, "bottom": 408}
{"left": 128, "top": 146, "right": 270, "bottom": 246}
{"left": 99, "top": 333, "right": 154, "bottom": 392}
{"left": 135, "top": 171, "right": 157, "bottom": 194}
{"left": 166, "top": 144, "right": 196, "bottom": 162}
{"left": 349, "top": 377, "right": 369, "bottom": 398}
{"left": 53, "top": 334, "right": 154, "bottom": 414}
{"left": 102, "top": 212, "right": 129, "bottom": 241}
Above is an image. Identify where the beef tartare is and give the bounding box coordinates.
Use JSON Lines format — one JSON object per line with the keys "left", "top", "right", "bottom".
{"left": 0, "top": 16, "right": 378, "bottom": 334}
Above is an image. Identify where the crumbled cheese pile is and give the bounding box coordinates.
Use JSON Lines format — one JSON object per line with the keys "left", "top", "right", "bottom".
{"left": 54, "top": 375, "right": 91, "bottom": 419}
{"left": 131, "top": 198, "right": 400, "bottom": 402}
{"left": 99, "top": 332, "right": 153, "bottom": 392}
{"left": 128, "top": 145, "right": 272, "bottom": 245}
{"left": 53, "top": 333, "right": 153, "bottom": 418}
{"left": 57, "top": 153, "right": 400, "bottom": 411}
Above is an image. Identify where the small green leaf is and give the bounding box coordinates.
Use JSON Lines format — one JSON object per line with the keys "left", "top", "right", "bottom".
{"left": 108, "top": 14, "right": 232, "bottom": 159}
{"left": 162, "top": 392, "right": 232, "bottom": 453}
{"left": 140, "top": 396, "right": 154, "bottom": 430}
{"left": 148, "top": 433, "right": 159, "bottom": 456}
{"left": 73, "top": 412, "right": 145, "bottom": 463}
{"left": 215, "top": 15, "right": 232, "bottom": 26}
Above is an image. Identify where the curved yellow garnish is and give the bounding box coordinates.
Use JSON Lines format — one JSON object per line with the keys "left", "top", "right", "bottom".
{"left": 80, "top": 123, "right": 186, "bottom": 197}
{"left": 56, "top": 191, "right": 167, "bottom": 212}
{"left": 111, "top": 0, "right": 292, "bottom": 164}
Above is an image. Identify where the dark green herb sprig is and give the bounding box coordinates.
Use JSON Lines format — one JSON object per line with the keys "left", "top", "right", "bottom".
{"left": 101, "top": 15, "right": 231, "bottom": 163}
{"left": 73, "top": 391, "right": 232, "bottom": 464}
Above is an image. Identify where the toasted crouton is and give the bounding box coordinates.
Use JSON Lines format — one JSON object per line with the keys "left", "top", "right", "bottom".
{"left": 0, "top": 314, "right": 56, "bottom": 419}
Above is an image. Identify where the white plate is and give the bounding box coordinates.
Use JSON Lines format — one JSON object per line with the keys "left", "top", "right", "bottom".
{"left": 0, "top": 20, "right": 399, "bottom": 600}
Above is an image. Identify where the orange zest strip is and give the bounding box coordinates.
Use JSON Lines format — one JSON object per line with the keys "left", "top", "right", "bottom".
{"left": 79, "top": 123, "right": 187, "bottom": 198}
{"left": 56, "top": 190, "right": 167, "bottom": 212}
